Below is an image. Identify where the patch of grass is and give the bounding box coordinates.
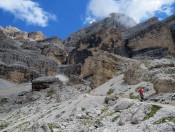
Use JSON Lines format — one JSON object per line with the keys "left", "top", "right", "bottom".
{"left": 129, "top": 93, "right": 139, "bottom": 99}
{"left": 154, "top": 117, "right": 175, "bottom": 124}
{"left": 94, "top": 119, "right": 101, "bottom": 128}
{"left": 111, "top": 115, "right": 120, "bottom": 122}
{"left": 82, "top": 119, "right": 92, "bottom": 125}
{"left": 47, "top": 123, "right": 53, "bottom": 132}
{"left": 18, "top": 121, "right": 29, "bottom": 129}
{"left": 151, "top": 99, "right": 160, "bottom": 102}
{"left": 143, "top": 105, "right": 162, "bottom": 120}
{"left": 100, "top": 112, "right": 115, "bottom": 119}
{"left": 81, "top": 107, "right": 85, "bottom": 111}
{"left": 0, "top": 123, "right": 8, "bottom": 129}
{"left": 101, "top": 107, "right": 108, "bottom": 113}
{"left": 107, "top": 88, "right": 114, "bottom": 95}
{"left": 38, "top": 110, "right": 53, "bottom": 119}
{"left": 144, "top": 62, "right": 150, "bottom": 68}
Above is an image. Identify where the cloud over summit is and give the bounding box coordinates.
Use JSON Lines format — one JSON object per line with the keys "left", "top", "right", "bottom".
{"left": 85, "top": 0, "right": 175, "bottom": 24}
{"left": 0, "top": 0, "right": 56, "bottom": 27}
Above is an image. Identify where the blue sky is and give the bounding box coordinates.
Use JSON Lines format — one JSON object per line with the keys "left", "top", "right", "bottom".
{"left": 0, "top": 0, "right": 175, "bottom": 40}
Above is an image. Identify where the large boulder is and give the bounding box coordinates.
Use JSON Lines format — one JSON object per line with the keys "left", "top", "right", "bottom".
{"left": 153, "top": 74, "right": 175, "bottom": 93}
{"left": 32, "top": 76, "right": 62, "bottom": 91}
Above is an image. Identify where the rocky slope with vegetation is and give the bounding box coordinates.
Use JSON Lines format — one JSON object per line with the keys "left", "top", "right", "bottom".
{"left": 0, "top": 13, "right": 175, "bottom": 131}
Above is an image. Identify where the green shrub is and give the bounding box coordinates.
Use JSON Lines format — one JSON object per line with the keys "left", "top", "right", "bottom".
{"left": 143, "top": 105, "right": 162, "bottom": 120}
{"left": 81, "top": 107, "right": 85, "bottom": 111}
{"left": 111, "top": 115, "right": 120, "bottom": 122}
{"left": 107, "top": 88, "right": 114, "bottom": 95}
{"left": 101, "top": 107, "right": 108, "bottom": 113}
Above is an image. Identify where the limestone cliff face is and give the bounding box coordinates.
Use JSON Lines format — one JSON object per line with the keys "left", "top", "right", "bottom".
{"left": 67, "top": 14, "right": 135, "bottom": 65}
{"left": 0, "top": 29, "right": 67, "bottom": 83}
{"left": 67, "top": 14, "right": 175, "bottom": 89}
{"left": 123, "top": 15, "right": 175, "bottom": 58}
{"left": 80, "top": 51, "right": 137, "bottom": 88}
{"left": 68, "top": 27, "right": 125, "bottom": 65}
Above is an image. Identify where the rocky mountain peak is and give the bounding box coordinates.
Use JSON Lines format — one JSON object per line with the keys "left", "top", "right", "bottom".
{"left": 108, "top": 12, "right": 137, "bottom": 28}
{"left": 65, "top": 13, "right": 136, "bottom": 47}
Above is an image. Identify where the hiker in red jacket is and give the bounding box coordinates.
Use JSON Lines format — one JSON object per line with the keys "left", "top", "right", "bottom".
{"left": 138, "top": 88, "right": 144, "bottom": 102}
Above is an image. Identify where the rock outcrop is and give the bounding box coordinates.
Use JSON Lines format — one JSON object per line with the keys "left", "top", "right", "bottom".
{"left": 67, "top": 14, "right": 175, "bottom": 89}
{"left": 80, "top": 51, "right": 136, "bottom": 88}
{"left": 68, "top": 27, "right": 124, "bottom": 65}
{"left": 0, "top": 29, "right": 58, "bottom": 83}
{"left": 0, "top": 26, "right": 46, "bottom": 41}
{"left": 153, "top": 75, "right": 175, "bottom": 93}
{"left": 13, "top": 31, "right": 28, "bottom": 39}
{"left": 28, "top": 31, "right": 46, "bottom": 41}
{"left": 35, "top": 42, "right": 67, "bottom": 64}
{"left": 124, "top": 58, "right": 175, "bottom": 93}
{"left": 5, "top": 25, "right": 20, "bottom": 33}
{"left": 123, "top": 16, "right": 175, "bottom": 58}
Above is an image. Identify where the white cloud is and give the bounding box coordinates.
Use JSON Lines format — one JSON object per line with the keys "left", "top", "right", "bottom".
{"left": 85, "top": 0, "right": 175, "bottom": 24}
{"left": 0, "top": 0, "right": 56, "bottom": 27}
{"left": 83, "top": 15, "right": 96, "bottom": 24}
